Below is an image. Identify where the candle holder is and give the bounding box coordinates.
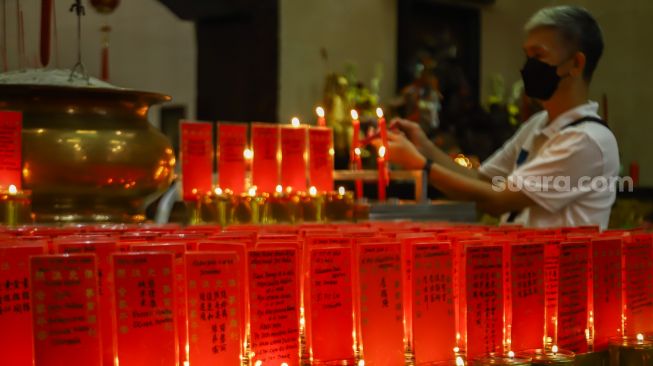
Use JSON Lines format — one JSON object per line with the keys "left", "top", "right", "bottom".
{"left": 471, "top": 353, "right": 532, "bottom": 365}
{"left": 609, "top": 335, "right": 653, "bottom": 366}
{"left": 233, "top": 194, "right": 254, "bottom": 224}
{"left": 202, "top": 188, "right": 235, "bottom": 226}
{"left": 325, "top": 189, "right": 354, "bottom": 222}
{"left": 300, "top": 189, "right": 324, "bottom": 222}
{"left": 0, "top": 187, "right": 33, "bottom": 226}
{"left": 265, "top": 188, "right": 302, "bottom": 224}
{"left": 573, "top": 350, "right": 609, "bottom": 366}
{"left": 517, "top": 348, "right": 574, "bottom": 366}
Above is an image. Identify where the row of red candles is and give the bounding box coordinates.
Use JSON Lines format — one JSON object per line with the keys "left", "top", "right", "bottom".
{"left": 0, "top": 222, "right": 650, "bottom": 366}
{"left": 181, "top": 109, "right": 390, "bottom": 206}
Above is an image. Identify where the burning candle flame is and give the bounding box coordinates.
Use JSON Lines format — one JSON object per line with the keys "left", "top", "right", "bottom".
{"left": 354, "top": 147, "right": 361, "bottom": 156}
{"left": 281, "top": 363, "right": 289, "bottom": 366}
{"left": 378, "top": 146, "right": 386, "bottom": 158}
{"left": 291, "top": 117, "right": 301, "bottom": 127}
{"left": 376, "top": 107, "right": 384, "bottom": 118}
{"left": 358, "top": 361, "right": 365, "bottom": 366}
{"left": 350, "top": 109, "right": 359, "bottom": 120}
{"left": 316, "top": 106, "right": 325, "bottom": 118}
{"left": 552, "top": 345, "right": 559, "bottom": 355}
{"left": 309, "top": 186, "right": 317, "bottom": 197}
{"left": 338, "top": 186, "right": 346, "bottom": 196}
{"left": 248, "top": 186, "right": 257, "bottom": 197}
{"left": 276, "top": 185, "right": 283, "bottom": 194}
{"left": 638, "top": 333, "right": 645, "bottom": 343}
{"left": 243, "top": 148, "right": 253, "bottom": 160}
{"left": 8, "top": 185, "right": 17, "bottom": 195}
{"left": 255, "top": 361, "right": 262, "bottom": 366}
{"left": 214, "top": 187, "right": 223, "bottom": 196}
{"left": 453, "top": 347, "right": 460, "bottom": 354}
{"left": 455, "top": 356, "right": 465, "bottom": 366}
{"left": 508, "top": 351, "right": 515, "bottom": 359}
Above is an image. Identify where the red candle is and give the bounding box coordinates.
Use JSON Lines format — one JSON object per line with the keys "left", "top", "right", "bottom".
{"left": 350, "top": 109, "right": 360, "bottom": 158}
{"left": 351, "top": 110, "right": 363, "bottom": 199}
{"left": 377, "top": 146, "right": 387, "bottom": 201}
{"left": 316, "top": 106, "right": 326, "bottom": 127}
{"left": 376, "top": 107, "right": 388, "bottom": 156}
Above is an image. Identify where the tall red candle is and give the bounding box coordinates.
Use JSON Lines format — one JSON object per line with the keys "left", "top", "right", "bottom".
{"left": 350, "top": 110, "right": 363, "bottom": 199}
{"left": 376, "top": 107, "right": 388, "bottom": 156}
{"left": 377, "top": 146, "right": 387, "bottom": 201}
{"left": 316, "top": 106, "right": 326, "bottom": 127}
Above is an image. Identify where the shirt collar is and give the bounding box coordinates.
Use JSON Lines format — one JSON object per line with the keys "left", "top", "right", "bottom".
{"left": 536, "top": 101, "right": 600, "bottom": 138}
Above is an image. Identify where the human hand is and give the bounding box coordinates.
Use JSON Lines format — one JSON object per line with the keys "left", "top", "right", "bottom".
{"left": 373, "top": 130, "right": 426, "bottom": 170}
{"left": 390, "top": 118, "right": 432, "bottom": 156}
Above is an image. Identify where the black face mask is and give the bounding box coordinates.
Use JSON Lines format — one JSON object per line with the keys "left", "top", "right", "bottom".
{"left": 520, "top": 57, "right": 567, "bottom": 101}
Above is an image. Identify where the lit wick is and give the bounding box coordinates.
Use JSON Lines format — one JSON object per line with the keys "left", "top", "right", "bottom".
{"left": 291, "top": 117, "right": 301, "bottom": 128}
{"left": 508, "top": 351, "right": 515, "bottom": 359}
{"left": 275, "top": 185, "right": 283, "bottom": 194}
{"left": 243, "top": 148, "right": 253, "bottom": 160}
{"left": 309, "top": 186, "right": 317, "bottom": 197}
{"left": 338, "top": 186, "right": 346, "bottom": 196}
{"left": 8, "top": 184, "right": 17, "bottom": 195}
{"left": 214, "top": 187, "right": 223, "bottom": 196}
{"left": 637, "top": 333, "right": 645, "bottom": 344}
{"left": 552, "top": 345, "right": 559, "bottom": 355}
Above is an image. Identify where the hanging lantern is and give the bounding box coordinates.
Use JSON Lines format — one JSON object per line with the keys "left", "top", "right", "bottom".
{"left": 89, "top": 0, "right": 120, "bottom": 14}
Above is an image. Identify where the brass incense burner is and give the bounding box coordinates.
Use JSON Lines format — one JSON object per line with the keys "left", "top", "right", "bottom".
{"left": 0, "top": 84, "right": 175, "bottom": 223}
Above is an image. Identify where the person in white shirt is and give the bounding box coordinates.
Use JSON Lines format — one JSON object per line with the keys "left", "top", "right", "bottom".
{"left": 383, "top": 5, "right": 620, "bottom": 229}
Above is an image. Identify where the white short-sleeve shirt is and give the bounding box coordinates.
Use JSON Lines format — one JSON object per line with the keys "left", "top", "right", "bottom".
{"left": 478, "top": 101, "right": 620, "bottom": 229}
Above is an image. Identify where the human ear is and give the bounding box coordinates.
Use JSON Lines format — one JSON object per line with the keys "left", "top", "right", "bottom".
{"left": 571, "top": 52, "right": 587, "bottom": 78}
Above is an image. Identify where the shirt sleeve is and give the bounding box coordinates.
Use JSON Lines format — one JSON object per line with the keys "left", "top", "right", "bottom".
{"left": 507, "top": 130, "right": 604, "bottom": 213}
{"left": 478, "top": 118, "right": 537, "bottom": 179}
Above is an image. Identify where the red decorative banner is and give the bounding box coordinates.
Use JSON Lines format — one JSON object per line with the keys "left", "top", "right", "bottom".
{"left": 53, "top": 239, "right": 118, "bottom": 366}
{"left": 556, "top": 241, "right": 590, "bottom": 353}
{"left": 308, "top": 127, "right": 334, "bottom": 192}
{"left": 131, "top": 243, "right": 188, "bottom": 365}
{"left": 591, "top": 237, "right": 622, "bottom": 350}
{"left": 464, "top": 243, "right": 504, "bottom": 359}
{"left": 111, "top": 253, "right": 178, "bottom": 366}
{"left": 218, "top": 123, "right": 248, "bottom": 194}
{"left": 0, "top": 111, "right": 22, "bottom": 189}
{"left": 409, "top": 242, "right": 456, "bottom": 363}
{"left": 356, "top": 243, "right": 404, "bottom": 365}
{"left": 507, "top": 242, "right": 545, "bottom": 352}
{"left": 280, "top": 126, "right": 308, "bottom": 191}
{"left": 0, "top": 243, "right": 46, "bottom": 366}
{"left": 181, "top": 120, "right": 214, "bottom": 200}
{"left": 30, "top": 254, "right": 102, "bottom": 366}
{"left": 623, "top": 234, "right": 653, "bottom": 335}
{"left": 186, "top": 251, "right": 245, "bottom": 365}
{"left": 307, "top": 246, "right": 355, "bottom": 363}
{"left": 248, "top": 248, "right": 300, "bottom": 366}
{"left": 251, "top": 123, "right": 279, "bottom": 193}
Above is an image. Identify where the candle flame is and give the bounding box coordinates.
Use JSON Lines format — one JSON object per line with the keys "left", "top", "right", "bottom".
{"left": 291, "top": 117, "right": 301, "bottom": 127}
{"left": 508, "top": 351, "right": 515, "bottom": 359}
{"left": 455, "top": 356, "right": 465, "bottom": 366}
{"left": 8, "top": 185, "right": 17, "bottom": 195}
{"left": 552, "top": 345, "right": 559, "bottom": 355}
{"left": 350, "top": 109, "right": 359, "bottom": 120}
{"left": 375, "top": 107, "right": 384, "bottom": 119}
{"left": 638, "top": 333, "right": 645, "bottom": 343}
{"left": 309, "top": 186, "right": 317, "bottom": 197}
{"left": 248, "top": 186, "right": 257, "bottom": 197}
{"left": 378, "top": 146, "right": 386, "bottom": 158}
{"left": 338, "top": 186, "right": 346, "bottom": 196}
{"left": 354, "top": 147, "right": 361, "bottom": 156}
{"left": 214, "top": 187, "right": 223, "bottom": 196}
{"left": 281, "top": 363, "right": 289, "bottom": 366}
{"left": 285, "top": 186, "right": 293, "bottom": 194}
{"left": 453, "top": 347, "right": 460, "bottom": 353}
{"left": 358, "top": 361, "right": 365, "bottom": 366}
{"left": 243, "top": 148, "right": 253, "bottom": 160}
{"left": 316, "top": 106, "right": 325, "bottom": 118}
{"left": 276, "top": 185, "right": 283, "bottom": 194}
{"left": 255, "top": 361, "right": 262, "bottom": 366}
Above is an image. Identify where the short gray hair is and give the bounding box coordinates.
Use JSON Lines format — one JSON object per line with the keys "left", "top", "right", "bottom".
{"left": 525, "top": 6, "right": 604, "bottom": 81}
